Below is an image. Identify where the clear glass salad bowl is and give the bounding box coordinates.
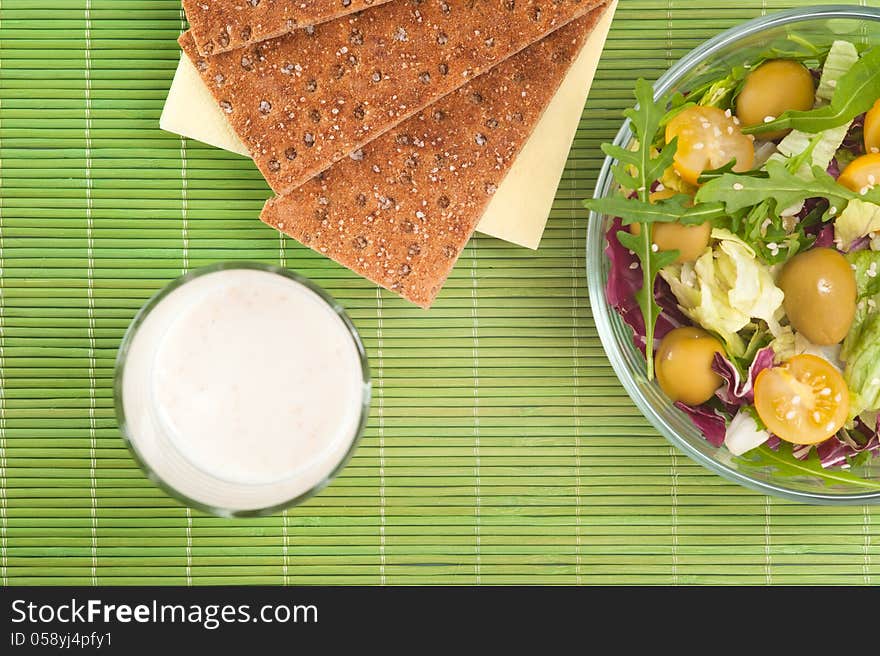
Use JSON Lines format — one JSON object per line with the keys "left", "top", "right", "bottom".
{"left": 587, "top": 5, "right": 880, "bottom": 504}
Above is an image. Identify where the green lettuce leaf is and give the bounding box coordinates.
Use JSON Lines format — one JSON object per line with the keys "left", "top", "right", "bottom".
{"left": 660, "top": 229, "right": 784, "bottom": 357}
{"left": 816, "top": 40, "right": 860, "bottom": 102}
{"left": 770, "top": 121, "right": 852, "bottom": 180}
{"left": 842, "top": 250, "right": 880, "bottom": 419}
{"left": 834, "top": 198, "right": 880, "bottom": 249}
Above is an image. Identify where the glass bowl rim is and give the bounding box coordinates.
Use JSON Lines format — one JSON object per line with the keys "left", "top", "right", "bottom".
{"left": 586, "top": 4, "right": 880, "bottom": 504}
{"left": 113, "top": 261, "right": 372, "bottom": 517}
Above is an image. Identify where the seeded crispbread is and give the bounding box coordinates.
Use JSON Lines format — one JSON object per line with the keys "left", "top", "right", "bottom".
{"left": 178, "top": 0, "right": 605, "bottom": 197}
{"left": 182, "top": 0, "right": 393, "bottom": 57}
{"left": 259, "top": 7, "right": 606, "bottom": 308}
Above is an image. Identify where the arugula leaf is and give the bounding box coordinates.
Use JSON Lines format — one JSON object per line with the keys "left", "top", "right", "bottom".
{"left": 604, "top": 80, "right": 677, "bottom": 203}
{"left": 601, "top": 140, "right": 677, "bottom": 195}
{"left": 586, "top": 193, "right": 726, "bottom": 227}
{"left": 696, "top": 160, "right": 867, "bottom": 214}
{"left": 616, "top": 228, "right": 679, "bottom": 379}
{"left": 697, "top": 64, "right": 750, "bottom": 109}
{"left": 735, "top": 443, "right": 880, "bottom": 490}
{"left": 584, "top": 79, "right": 683, "bottom": 379}
{"left": 743, "top": 47, "right": 880, "bottom": 135}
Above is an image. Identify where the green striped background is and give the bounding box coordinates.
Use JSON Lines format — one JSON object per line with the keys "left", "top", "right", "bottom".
{"left": 1, "top": 0, "right": 878, "bottom": 585}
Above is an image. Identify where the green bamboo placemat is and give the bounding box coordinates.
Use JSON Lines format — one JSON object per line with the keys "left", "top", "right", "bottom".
{"left": 1, "top": 0, "right": 879, "bottom": 586}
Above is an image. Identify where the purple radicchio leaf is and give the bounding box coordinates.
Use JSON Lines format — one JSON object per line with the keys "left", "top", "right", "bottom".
{"left": 712, "top": 347, "right": 775, "bottom": 408}
{"left": 826, "top": 157, "right": 842, "bottom": 180}
{"left": 799, "top": 200, "right": 836, "bottom": 248}
{"left": 674, "top": 401, "right": 727, "bottom": 447}
{"left": 604, "top": 219, "right": 689, "bottom": 355}
{"left": 605, "top": 217, "right": 645, "bottom": 340}
{"left": 812, "top": 223, "right": 836, "bottom": 248}
{"left": 792, "top": 416, "right": 880, "bottom": 468}
{"left": 841, "top": 112, "right": 866, "bottom": 158}
{"left": 799, "top": 196, "right": 827, "bottom": 221}
{"left": 847, "top": 235, "right": 872, "bottom": 253}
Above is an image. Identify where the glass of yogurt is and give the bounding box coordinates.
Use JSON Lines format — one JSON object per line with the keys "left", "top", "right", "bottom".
{"left": 114, "top": 262, "right": 371, "bottom": 516}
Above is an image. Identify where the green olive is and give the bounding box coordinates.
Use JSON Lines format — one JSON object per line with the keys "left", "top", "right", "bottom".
{"left": 655, "top": 327, "right": 725, "bottom": 405}
{"left": 777, "top": 247, "right": 857, "bottom": 345}
{"left": 736, "top": 60, "right": 815, "bottom": 140}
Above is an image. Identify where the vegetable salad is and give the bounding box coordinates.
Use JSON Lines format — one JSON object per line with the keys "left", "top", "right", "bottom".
{"left": 586, "top": 39, "right": 880, "bottom": 474}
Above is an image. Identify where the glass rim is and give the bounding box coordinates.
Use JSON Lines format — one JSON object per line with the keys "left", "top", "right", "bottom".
{"left": 586, "top": 5, "right": 880, "bottom": 504}
{"left": 113, "top": 261, "right": 372, "bottom": 517}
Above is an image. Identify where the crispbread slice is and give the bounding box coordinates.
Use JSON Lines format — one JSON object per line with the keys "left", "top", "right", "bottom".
{"left": 179, "top": 0, "right": 605, "bottom": 196}
{"left": 182, "top": 0, "right": 393, "bottom": 57}
{"left": 260, "top": 8, "right": 606, "bottom": 308}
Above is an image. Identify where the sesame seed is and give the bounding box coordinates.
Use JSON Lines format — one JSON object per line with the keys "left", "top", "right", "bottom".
{"left": 628, "top": 262, "right": 639, "bottom": 270}
{"left": 724, "top": 109, "right": 732, "bottom": 118}
{"left": 733, "top": 183, "right": 744, "bottom": 191}
{"left": 763, "top": 115, "right": 776, "bottom": 123}
{"left": 693, "top": 142, "right": 705, "bottom": 150}
{"left": 812, "top": 411, "right": 822, "bottom": 423}
{"left": 651, "top": 243, "right": 659, "bottom": 252}
{"left": 829, "top": 206, "right": 838, "bottom": 216}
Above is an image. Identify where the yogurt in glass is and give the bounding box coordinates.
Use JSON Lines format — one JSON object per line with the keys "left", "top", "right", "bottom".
{"left": 115, "top": 263, "right": 370, "bottom": 515}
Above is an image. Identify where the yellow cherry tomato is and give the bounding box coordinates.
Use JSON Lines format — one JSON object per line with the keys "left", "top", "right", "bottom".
{"left": 665, "top": 106, "right": 755, "bottom": 186}
{"left": 754, "top": 354, "right": 849, "bottom": 445}
{"left": 655, "top": 327, "right": 725, "bottom": 406}
{"left": 630, "top": 221, "right": 712, "bottom": 264}
{"left": 839, "top": 153, "right": 880, "bottom": 195}
{"left": 864, "top": 98, "right": 880, "bottom": 154}
{"left": 777, "top": 248, "right": 857, "bottom": 345}
{"left": 735, "top": 60, "right": 816, "bottom": 140}
{"left": 629, "top": 189, "right": 711, "bottom": 264}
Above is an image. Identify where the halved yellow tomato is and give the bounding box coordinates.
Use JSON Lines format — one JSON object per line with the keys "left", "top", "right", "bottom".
{"left": 864, "top": 98, "right": 880, "bottom": 154}
{"left": 753, "top": 354, "right": 849, "bottom": 445}
{"left": 838, "top": 152, "right": 880, "bottom": 195}
{"left": 665, "top": 106, "right": 755, "bottom": 186}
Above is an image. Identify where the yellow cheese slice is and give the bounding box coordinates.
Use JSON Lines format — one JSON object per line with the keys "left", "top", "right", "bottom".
{"left": 160, "top": 56, "right": 250, "bottom": 157}
{"left": 160, "top": 0, "right": 616, "bottom": 249}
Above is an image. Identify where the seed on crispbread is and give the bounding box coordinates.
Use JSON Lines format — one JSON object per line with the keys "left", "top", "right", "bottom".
{"left": 259, "top": 7, "right": 607, "bottom": 307}
{"left": 182, "top": 0, "right": 393, "bottom": 57}
{"left": 179, "top": 0, "right": 605, "bottom": 196}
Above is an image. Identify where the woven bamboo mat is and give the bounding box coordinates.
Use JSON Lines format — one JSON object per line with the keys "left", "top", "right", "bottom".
{"left": 1, "top": 0, "right": 879, "bottom": 586}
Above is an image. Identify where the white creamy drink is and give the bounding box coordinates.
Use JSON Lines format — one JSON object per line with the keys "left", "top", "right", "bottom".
{"left": 118, "top": 266, "right": 368, "bottom": 513}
